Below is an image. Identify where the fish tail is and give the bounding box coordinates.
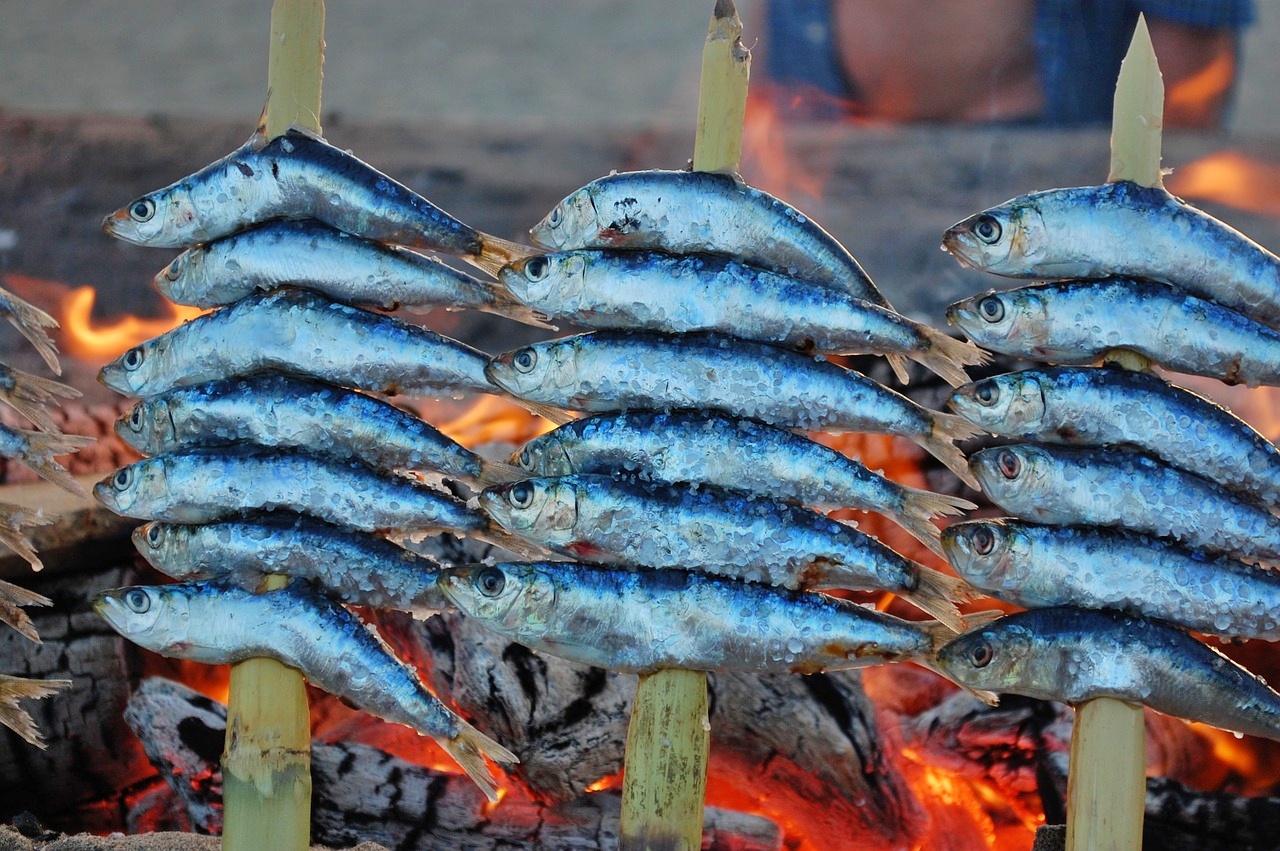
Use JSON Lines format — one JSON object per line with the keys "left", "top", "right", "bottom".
{"left": 0, "top": 675, "right": 70, "bottom": 748}
{"left": 913, "top": 327, "right": 991, "bottom": 388}
{"left": 892, "top": 488, "right": 977, "bottom": 559}
{"left": 0, "top": 578, "right": 51, "bottom": 643}
{"left": 510, "top": 397, "right": 574, "bottom": 426}
{"left": 0, "top": 505, "right": 51, "bottom": 573}
{"left": 475, "top": 458, "right": 527, "bottom": 488}
{"left": 19, "top": 431, "right": 95, "bottom": 496}
{"left": 2, "top": 370, "right": 80, "bottom": 432}
{"left": 481, "top": 282, "right": 560, "bottom": 331}
{"left": 467, "top": 233, "right": 542, "bottom": 279}
{"left": 919, "top": 413, "right": 982, "bottom": 490}
{"left": 0, "top": 287, "right": 62, "bottom": 375}
{"left": 440, "top": 719, "right": 519, "bottom": 803}
{"left": 475, "top": 526, "right": 550, "bottom": 561}
{"left": 886, "top": 354, "right": 912, "bottom": 385}
{"left": 902, "top": 567, "right": 972, "bottom": 632}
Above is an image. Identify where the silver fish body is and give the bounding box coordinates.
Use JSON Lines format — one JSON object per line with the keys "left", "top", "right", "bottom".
{"left": 103, "top": 128, "right": 486, "bottom": 257}
{"left": 529, "top": 169, "right": 891, "bottom": 308}
{"left": 155, "top": 220, "right": 546, "bottom": 327}
{"left": 513, "top": 410, "right": 975, "bottom": 558}
{"left": 942, "top": 181, "right": 1280, "bottom": 330}
{"left": 133, "top": 516, "right": 449, "bottom": 619}
{"left": 486, "top": 331, "right": 980, "bottom": 487}
{"left": 936, "top": 606, "right": 1280, "bottom": 742}
{"left": 500, "top": 250, "right": 986, "bottom": 386}
{"left": 438, "top": 562, "right": 946, "bottom": 674}
{"left": 93, "top": 446, "right": 486, "bottom": 537}
{"left": 951, "top": 366, "right": 1280, "bottom": 507}
{"left": 479, "top": 474, "right": 966, "bottom": 628}
{"left": 946, "top": 279, "right": 1280, "bottom": 387}
{"left": 92, "top": 580, "right": 515, "bottom": 798}
{"left": 971, "top": 443, "right": 1280, "bottom": 564}
{"left": 98, "top": 288, "right": 494, "bottom": 400}
{"left": 944, "top": 518, "right": 1280, "bottom": 641}
{"left": 116, "top": 374, "right": 500, "bottom": 486}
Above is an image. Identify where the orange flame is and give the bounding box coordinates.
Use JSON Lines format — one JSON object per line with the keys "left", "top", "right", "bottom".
{"left": 59, "top": 285, "right": 204, "bottom": 363}
{"left": 1166, "top": 150, "right": 1280, "bottom": 219}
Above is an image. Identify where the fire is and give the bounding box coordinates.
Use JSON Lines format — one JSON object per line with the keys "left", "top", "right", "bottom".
{"left": 1165, "top": 150, "right": 1280, "bottom": 218}
{"left": 59, "top": 285, "right": 204, "bottom": 362}
{"left": 436, "top": 395, "right": 557, "bottom": 449}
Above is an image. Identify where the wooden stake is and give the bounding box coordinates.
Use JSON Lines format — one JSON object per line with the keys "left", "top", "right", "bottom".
{"left": 619, "top": 4, "right": 748, "bottom": 849}
{"left": 1066, "top": 14, "right": 1158, "bottom": 851}
{"left": 222, "top": 3, "right": 324, "bottom": 850}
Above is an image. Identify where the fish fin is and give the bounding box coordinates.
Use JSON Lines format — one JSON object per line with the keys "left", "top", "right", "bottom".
{"left": 481, "top": 282, "right": 560, "bottom": 331}
{"left": 16, "top": 431, "right": 96, "bottom": 496}
{"left": 475, "top": 458, "right": 527, "bottom": 488}
{"left": 920, "top": 413, "right": 983, "bottom": 490}
{"left": 902, "top": 567, "right": 972, "bottom": 632}
{"left": 886, "top": 354, "right": 912, "bottom": 385}
{"left": 0, "top": 287, "right": 61, "bottom": 375}
{"left": 0, "top": 675, "right": 70, "bottom": 748}
{"left": 513, "top": 398, "right": 575, "bottom": 426}
{"left": 467, "top": 234, "right": 542, "bottom": 278}
{"left": 440, "top": 719, "right": 518, "bottom": 803}
{"left": 913, "top": 327, "right": 992, "bottom": 388}
{"left": 475, "top": 527, "right": 551, "bottom": 561}
{"left": 0, "top": 505, "right": 51, "bottom": 573}
{"left": 2, "top": 369, "right": 80, "bottom": 432}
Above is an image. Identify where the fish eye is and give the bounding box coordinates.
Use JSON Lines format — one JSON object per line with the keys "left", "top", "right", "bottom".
{"left": 524, "top": 257, "right": 549, "bottom": 281}
{"left": 122, "top": 347, "right": 146, "bottom": 371}
{"left": 997, "top": 449, "right": 1021, "bottom": 480}
{"left": 973, "top": 380, "right": 999, "bottom": 406}
{"left": 144, "top": 524, "right": 165, "bottom": 548}
{"left": 512, "top": 348, "right": 538, "bottom": 374}
{"left": 517, "top": 447, "right": 534, "bottom": 469}
{"left": 547, "top": 206, "right": 563, "bottom": 228}
{"left": 973, "top": 214, "right": 1002, "bottom": 244}
{"left": 476, "top": 566, "right": 507, "bottom": 598}
{"left": 978, "top": 296, "right": 1005, "bottom": 323}
{"left": 508, "top": 481, "right": 535, "bottom": 509}
{"left": 968, "top": 640, "right": 994, "bottom": 668}
{"left": 113, "top": 467, "right": 134, "bottom": 490}
{"left": 130, "top": 198, "right": 156, "bottom": 223}
{"left": 127, "top": 406, "right": 145, "bottom": 431}
{"left": 972, "top": 525, "right": 996, "bottom": 555}
{"left": 124, "top": 588, "right": 151, "bottom": 613}
{"left": 163, "top": 257, "right": 184, "bottom": 281}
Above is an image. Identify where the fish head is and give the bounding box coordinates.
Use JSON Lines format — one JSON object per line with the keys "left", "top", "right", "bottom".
{"left": 530, "top": 186, "right": 598, "bottom": 250}
{"left": 131, "top": 522, "right": 197, "bottom": 578}
{"left": 486, "top": 340, "right": 577, "bottom": 401}
{"left": 941, "top": 200, "right": 1048, "bottom": 276}
{"left": 934, "top": 616, "right": 1037, "bottom": 695}
{"left": 93, "top": 458, "right": 168, "bottom": 518}
{"left": 92, "top": 584, "right": 195, "bottom": 656}
{"left": 511, "top": 432, "right": 575, "bottom": 477}
{"left": 438, "top": 563, "right": 558, "bottom": 638}
{"left": 99, "top": 336, "right": 168, "bottom": 397}
{"left": 103, "top": 186, "right": 202, "bottom": 248}
{"left": 940, "top": 519, "right": 1026, "bottom": 589}
{"left": 945, "top": 289, "right": 1050, "bottom": 354}
{"left": 949, "top": 372, "right": 1047, "bottom": 434}
{"left": 498, "top": 252, "right": 586, "bottom": 309}
{"left": 153, "top": 247, "right": 209, "bottom": 306}
{"left": 479, "top": 477, "right": 578, "bottom": 541}
{"left": 968, "top": 444, "right": 1051, "bottom": 508}
{"left": 116, "top": 398, "right": 175, "bottom": 454}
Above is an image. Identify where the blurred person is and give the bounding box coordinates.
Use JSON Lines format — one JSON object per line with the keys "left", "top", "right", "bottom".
{"left": 755, "top": 0, "right": 1254, "bottom": 127}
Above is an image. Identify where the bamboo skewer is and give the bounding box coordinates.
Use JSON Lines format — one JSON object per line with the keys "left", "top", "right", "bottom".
{"left": 1064, "top": 15, "right": 1160, "bottom": 851}
{"left": 221, "top": 3, "right": 325, "bottom": 850}
{"left": 618, "top": 3, "right": 749, "bottom": 849}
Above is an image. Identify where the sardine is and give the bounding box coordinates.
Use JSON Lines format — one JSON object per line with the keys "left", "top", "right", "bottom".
{"left": 935, "top": 606, "right": 1280, "bottom": 742}
{"left": 0, "top": 674, "right": 70, "bottom": 749}
{"left": 479, "top": 475, "right": 969, "bottom": 629}
{"left": 951, "top": 366, "right": 1280, "bottom": 507}
{"left": 946, "top": 280, "right": 1280, "bottom": 387}
{"left": 0, "top": 504, "right": 52, "bottom": 574}
{"left": 133, "top": 516, "right": 450, "bottom": 619}
{"left": 512, "top": 410, "right": 975, "bottom": 558}
{"left": 0, "top": 364, "right": 80, "bottom": 434}
{"left": 0, "top": 575, "right": 52, "bottom": 642}
{"left": 155, "top": 220, "right": 551, "bottom": 328}
{"left": 438, "top": 561, "right": 952, "bottom": 674}
{"left": 98, "top": 288, "right": 521, "bottom": 409}
{"left": 0, "top": 424, "right": 94, "bottom": 496}
{"left": 486, "top": 331, "right": 981, "bottom": 488}
{"left": 0, "top": 285, "right": 60, "bottom": 375}
{"left": 529, "top": 169, "right": 892, "bottom": 309}
{"left": 499, "top": 249, "right": 985, "bottom": 385}
{"left": 93, "top": 580, "right": 517, "bottom": 798}
{"left": 970, "top": 443, "right": 1280, "bottom": 564}
{"left": 944, "top": 518, "right": 1280, "bottom": 642}
{"left": 116, "top": 374, "right": 521, "bottom": 488}
{"left": 93, "top": 446, "right": 488, "bottom": 537}
{"left": 102, "top": 126, "right": 530, "bottom": 274}
{"left": 942, "top": 181, "right": 1280, "bottom": 330}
